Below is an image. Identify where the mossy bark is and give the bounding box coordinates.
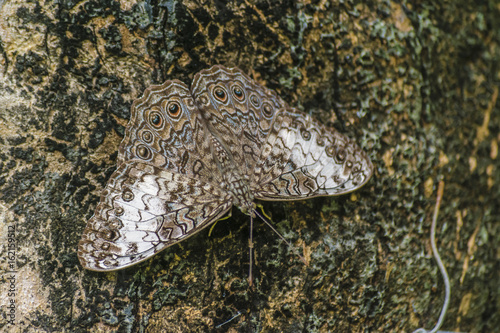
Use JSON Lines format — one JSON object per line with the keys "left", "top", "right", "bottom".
{"left": 0, "top": 1, "right": 498, "bottom": 332}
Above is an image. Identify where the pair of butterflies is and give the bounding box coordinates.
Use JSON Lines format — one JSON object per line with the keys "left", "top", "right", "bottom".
{"left": 78, "top": 65, "right": 373, "bottom": 271}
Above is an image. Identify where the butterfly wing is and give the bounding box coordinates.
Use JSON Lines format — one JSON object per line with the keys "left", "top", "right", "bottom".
{"left": 254, "top": 108, "right": 373, "bottom": 200}
{"left": 79, "top": 81, "right": 231, "bottom": 271}
{"left": 191, "top": 65, "right": 286, "bottom": 177}
{"left": 78, "top": 161, "right": 232, "bottom": 271}
{"left": 190, "top": 65, "right": 372, "bottom": 200}
{"left": 118, "top": 80, "right": 221, "bottom": 183}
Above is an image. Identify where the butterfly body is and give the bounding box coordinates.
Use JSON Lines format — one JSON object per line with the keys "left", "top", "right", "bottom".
{"left": 208, "top": 133, "right": 256, "bottom": 216}
{"left": 78, "top": 65, "right": 373, "bottom": 271}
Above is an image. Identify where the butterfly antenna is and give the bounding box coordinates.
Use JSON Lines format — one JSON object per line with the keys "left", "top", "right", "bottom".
{"left": 248, "top": 214, "right": 254, "bottom": 287}
{"left": 253, "top": 209, "right": 308, "bottom": 266}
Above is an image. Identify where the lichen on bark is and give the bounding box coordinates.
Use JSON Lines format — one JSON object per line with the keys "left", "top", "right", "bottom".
{"left": 0, "top": 1, "right": 498, "bottom": 332}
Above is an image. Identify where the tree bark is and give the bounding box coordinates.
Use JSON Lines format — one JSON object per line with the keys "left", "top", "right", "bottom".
{"left": 0, "top": 1, "right": 498, "bottom": 332}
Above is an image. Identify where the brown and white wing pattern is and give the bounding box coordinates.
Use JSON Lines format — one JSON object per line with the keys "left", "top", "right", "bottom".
{"left": 118, "top": 80, "right": 221, "bottom": 184}
{"left": 191, "top": 65, "right": 286, "bottom": 177}
{"left": 253, "top": 108, "right": 373, "bottom": 200}
{"left": 78, "top": 161, "right": 232, "bottom": 271}
{"left": 190, "top": 65, "right": 373, "bottom": 201}
{"left": 79, "top": 65, "right": 374, "bottom": 272}
{"left": 78, "top": 81, "right": 231, "bottom": 271}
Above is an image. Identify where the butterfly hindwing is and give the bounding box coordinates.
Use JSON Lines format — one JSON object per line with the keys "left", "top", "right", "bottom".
{"left": 254, "top": 108, "right": 373, "bottom": 200}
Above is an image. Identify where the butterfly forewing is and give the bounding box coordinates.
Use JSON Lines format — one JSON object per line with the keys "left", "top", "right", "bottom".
{"left": 78, "top": 81, "right": 232, "bottom": 271}
{"left": 191, "top": 65, "right": 287, "bottom": 177}
{"left": 117, "top": 80, "right": 222, "bottom": 183}
{"left": 78, "top": 161, "right": 232, "bottom": 271}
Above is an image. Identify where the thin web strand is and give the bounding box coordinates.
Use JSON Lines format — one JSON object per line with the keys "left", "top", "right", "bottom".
{"left": 413, "top": 180, "right": 453, "bottom": 333}
{"left": 215, "top": 311, "right": 242, "bottom": 329}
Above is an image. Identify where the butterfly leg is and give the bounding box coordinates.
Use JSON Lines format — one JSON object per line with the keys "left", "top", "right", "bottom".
{"left": 208, "top": 208, "right": 233, "bottom": 237}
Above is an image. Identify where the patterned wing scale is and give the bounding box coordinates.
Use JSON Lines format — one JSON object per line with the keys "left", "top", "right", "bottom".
{"left": 79, "top": 65, "right": 373, "bottom": 271}
{"left": 254, "top": 108, "right": 373, "bottom": 199}
{"left": 117, "top": 80, "right": 221, "bottom": 184}
{"left": 78, "top": 161, "right": 232, "bottom": 271}
{"left": 189, "top": 65, "right": 372, "bottom": 200}
{"left": 191, "top": 65, "right": 286, "bottom": 177}
{"left": 78, "top": 81, "right": 231, "bottom": 271}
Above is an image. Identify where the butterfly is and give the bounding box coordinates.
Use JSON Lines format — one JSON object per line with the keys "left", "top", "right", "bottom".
{"left": 78, "top": 65, "right": 373, "bottom": 272}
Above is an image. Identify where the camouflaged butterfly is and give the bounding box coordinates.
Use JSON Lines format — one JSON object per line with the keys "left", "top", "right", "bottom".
{"left": 78, "top": 65, "right": 373, "bottom": 271}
